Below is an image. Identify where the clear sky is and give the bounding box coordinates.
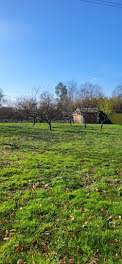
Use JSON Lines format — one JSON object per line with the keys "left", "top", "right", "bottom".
{"left": 0, "top": 0, "right": 122, "bottom": 99}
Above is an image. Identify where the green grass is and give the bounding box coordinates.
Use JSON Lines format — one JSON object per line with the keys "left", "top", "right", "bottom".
{"left": 110, "top": 113, "right": 122, "bottom": 125}
{"left": 0, "top": 123, "right": 122, "bottom": 264}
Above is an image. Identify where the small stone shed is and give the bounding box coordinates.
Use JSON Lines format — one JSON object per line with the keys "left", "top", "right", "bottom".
{"left": 73, "top": 108, "right": 99, "bottom": 124}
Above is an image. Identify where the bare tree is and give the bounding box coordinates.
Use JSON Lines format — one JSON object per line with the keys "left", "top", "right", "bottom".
{"left": 64, "top": 97, "right": 74, "bottom": 125}
{"left": 112, "top": 85, "right": 122, "bottom": 113}
{"left": 113, "top": 84, "right": 122, "bottom": 98}
{"left": 15, "top": 97, "right": 38, "bottom": 125}
{"left": 0, "top": 89, "right": 5, "bottom": 107}
{"left": 28, "top": 98, "right": 38, "bottom": 126}
{"left": 39, "top": 92, "right": 56, "bottom": 130}
{"left": 67, "top": 80, "right": 78, "bottom": 101}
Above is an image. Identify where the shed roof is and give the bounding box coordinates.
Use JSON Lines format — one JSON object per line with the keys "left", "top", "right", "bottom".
{"left": 73, "top": 108, "right": 98, "bottom": 114}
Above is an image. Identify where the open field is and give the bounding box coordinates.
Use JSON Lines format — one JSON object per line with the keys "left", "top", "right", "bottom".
{"left": 0, "top": 123, "right": 122, "bottom": 264}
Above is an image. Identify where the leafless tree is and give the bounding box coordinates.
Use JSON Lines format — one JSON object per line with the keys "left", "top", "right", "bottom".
{"left": 112, "top": 85, "right": 122, "bottom": 113}
{"left": 64, "top": 97, "right": 74, "bottom": 125}
{"left": 0, "top": 89, "right": 6, "bottom": 107}
{"left": 39, "top": 92, "right": 56, "bottom": 130}
{"left": 113, "top": 84, "right": 122, "bottom": 98}
{"left": 15, "top": 97, "right": 38, "bottom": 125}
{"left": 67, "top": 80, "right": 78, "bottom": 101}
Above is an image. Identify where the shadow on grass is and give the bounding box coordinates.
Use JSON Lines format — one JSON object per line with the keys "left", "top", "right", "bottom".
{"left": 0, "top": 123, "right": 121, "bottom": 144}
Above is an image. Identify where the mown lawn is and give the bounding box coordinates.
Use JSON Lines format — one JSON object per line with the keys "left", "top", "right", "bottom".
{"left": 0, "top": 123, "right": 122, "bottom": 264}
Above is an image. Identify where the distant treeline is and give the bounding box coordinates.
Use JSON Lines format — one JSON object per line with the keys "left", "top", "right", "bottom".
{"left": 0, "top": 81, "right": 122, "bottom": 128}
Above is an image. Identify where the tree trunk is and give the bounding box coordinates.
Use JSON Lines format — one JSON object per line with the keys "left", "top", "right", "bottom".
{"left": 84, "top": 119, "right": 86, "bottom": 129}
{"left": 83, "top": 116, "right": 86, "bottom": 129}
{"left": 101, "top": 121, "right": 103, "bottom": 131}
{"left": 49, "top": 121, "right": 52, "bottom": 131}
{"left": 33, "top": 117, "right": 36, "bottom": 126}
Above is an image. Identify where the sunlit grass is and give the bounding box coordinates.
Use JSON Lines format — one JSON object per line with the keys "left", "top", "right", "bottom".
{"left": 0, "top": 123, "right": 122, "bottom": 264}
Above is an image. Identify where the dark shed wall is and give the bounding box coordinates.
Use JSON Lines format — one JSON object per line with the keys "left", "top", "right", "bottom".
{"left": 85, "top": 113, "right": 98, "bottom": 123}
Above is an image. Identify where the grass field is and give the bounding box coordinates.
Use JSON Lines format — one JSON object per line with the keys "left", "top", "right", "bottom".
{"left": 0, "top": 123, "right": 122, "bottom": 264}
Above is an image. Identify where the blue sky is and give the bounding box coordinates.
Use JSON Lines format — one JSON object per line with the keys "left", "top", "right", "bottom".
{"left": 0, "top": 0, "right": 122, "bottom": 99}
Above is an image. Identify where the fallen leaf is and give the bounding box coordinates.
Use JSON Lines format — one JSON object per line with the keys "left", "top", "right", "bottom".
{"left": 44, "top": 245, "right": 49, "bottom": 252}
{"left": 37, "top": 211, "right": 41, "bottom": 215}
{"left": 108, "top": 215, "right": 120, "bottom": 221}
{"left": 31, "top": 240, "right": 37, "bottom": 246}
{"left": 60, "top": 261, "right": 67, "bottom": 264}
{"left": 94, "top": 258, "right": 100, "bottom": 262}
{"left": 0, "top": 220, "right": 9, "bottom": 225}
{"left": 15, "top": 246, "right": 23, "bottom": 253}
{"left": 116, "top": 253, "right": 121, "bottom": 259}
{"left": 5, "top": 230, "right": 9, "bottom": 236}
{"left": 89, "top": 257, "right": 100, "bottom": 263}
{"left": 10, "top": 213, "right": 14, "bottom": 219}
{"left": 64, "top": 247, "right": 68, "bottom": 254}
{"left": 108, "top": 215, "right": 114, "bottom": 220}
{"left": 94, "top": 250, "right": 99, "bottom": 257}
{"left": 67, "top": 234, "right": 71, "bottom": 238}
{"left": 109, "top": 200, "right": 114, "bottom": 203}
{"left": 109, "top": 238, "right": 119, "bottom": 245}
{"left": 9, "top": 232, "right": 14, "bottom": 237}
{"left": 90, "top": 215, "right": 96, "bottom": 219}
{"left": 69, "top": 258, "right": 75, "bottom": 264}
{"left": 24, "top": 198, "right": 29, "bottom": 202}
{"left": 17, "top": 259, "right": 23, "bottom": 264}
{"left": 67, "top": 201, "right": 70, "bottom": 207}
{"left": 83, "top": 222, "right": 88, "bottom": 227}
{"left": 3, "top": 237, "right": 9, "bottom": 241}
{"left": 101, "top": 208, "right": 107, "bottom": 213}
{"left": 10, "top": 229, "right": 14, "bottom": 232}
{"left": 114, "top": 239, "right": 119, "bottom": 243}
{"left": 114, "top": 217, "right": 119, "bottom": 220}
{"left": 77, "top": 246, "right": 80, "bottom": 253}
{"left": 41, "top": 242, "right": 46, "bottom": 246}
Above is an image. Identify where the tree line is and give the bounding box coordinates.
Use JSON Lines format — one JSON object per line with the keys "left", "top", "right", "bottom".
{"left": 0, "top": 81, "right": 122, "bottom": 130}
